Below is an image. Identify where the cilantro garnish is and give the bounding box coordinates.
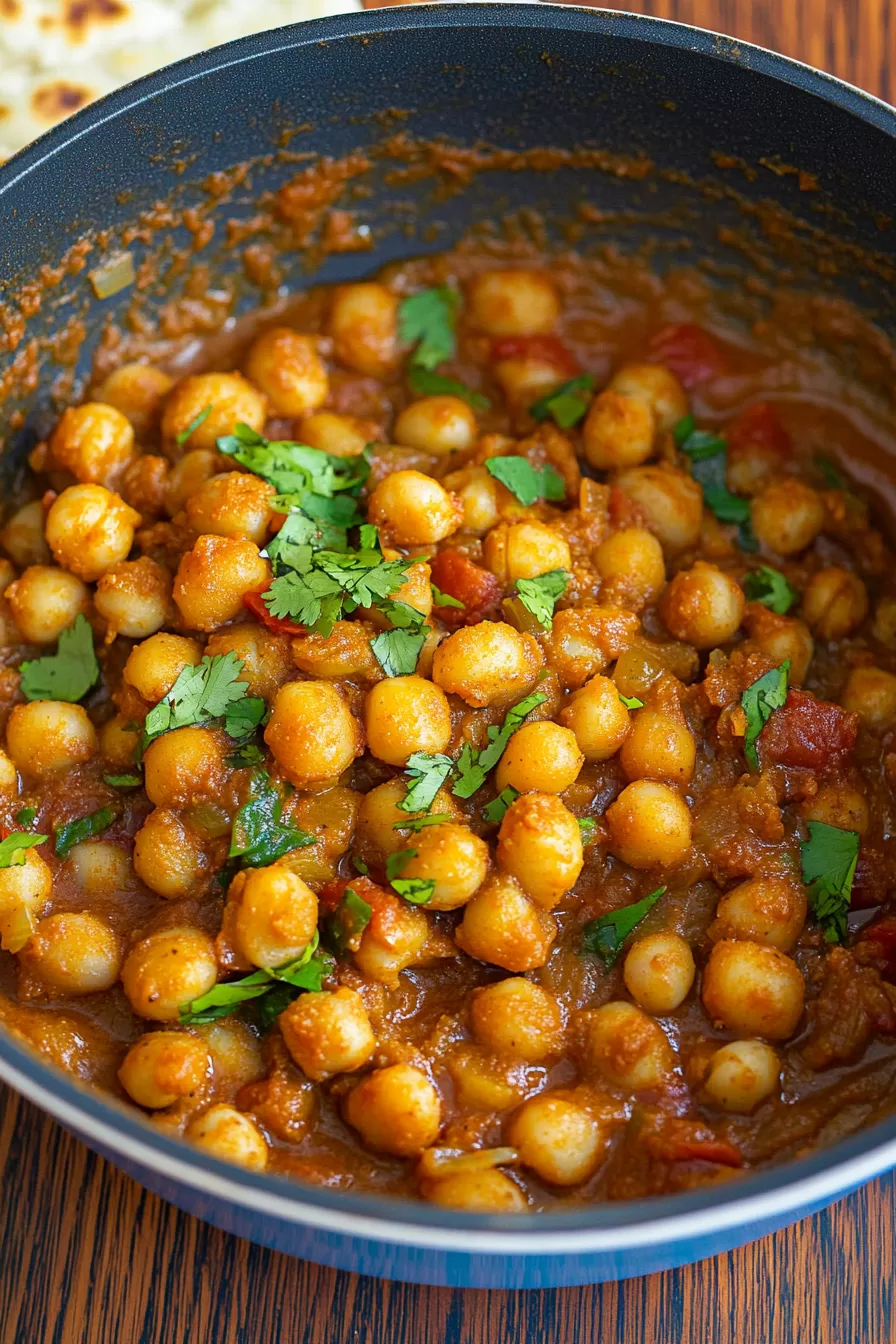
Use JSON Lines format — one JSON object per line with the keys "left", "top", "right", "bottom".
{"left": 397, "top": 753, "right": 455, "bottom": 815}
{"left": 180, "top": 933, "right": 332, "bottom": 1026}
{"left": 392, "top": 813, "right": 452, "bottom": 834}
{"left": 484, "top": 456, "right": 566, "bottom": 507}
{"left": 142, "top": 652, "right": 262, "bottom": 752}
{"left": 741, "top": 661, "right": 789, "bottom": 771}
{"left": 327, "top": 888, "right": 373, "bottom": 954}
{"left": 814, "top": 454, "right": 847, "bottom": 490}
{"left": 578, "top": 817, "right": 597, "bottom": 843}
{"left": 352, "top": 856, "right": 370, "bottom": 875}
{"left": 398, "top": 287, "right": 460, "bottom": 370}
{"left": 217, "top": 423, "right": 370, "bottom": 502}
{"left": 515, "top": 570, "right": 569, "bottom": 630}
{"left": 529, "top": 375, "right": 595, "bottom": 429}
{"left": 229, "top": 768, "right": 314, "bottom": 868}
{"left": 407, "top": 366, "right": 489, "bottom": 411}
{"left": 482, "top": 786, "right": 519, "bottom": 824}
{"left": 0, "top": 833, "right": 47, "bottom": 867}
{"left": 582, "top": 886, "right": 667, "bottom": 966}
{"left": 392, "top": 877, "right": 436, "bottom": 905}
{"left": 104, "top": 774, "right": 142, "bottom": 789}
{"left": 54, "top": 806, "right": 116, "bottom": 860}
{"left": 800, "top": 821, "right": 859, "bottom": 944}
{"left": 176, "top": 404, "right": 213, "bottom": 447}
{"left": 431, "top": 583, "right": 464, "bottom": 610}
{"left": 452, "top": 692, "right": 548, "bottom": 799}
{"left": 674, "top": 417, "right": 754, "bottom": 542}
{"left": 370, "top": 629, "right": 427, "bottom": 677}
{"left": 15, "top": 807, "right": 37, "bottom": 828}
{"left": 19, "top": 615, "right": 99, "bottom": 704}
{"left": 743, "top": 566, "right": 799, "bottom": 614}
{"left": 618, "top": 692, "right": 644, "bottom": 710}
{"left": 263, "top": 547, "right": 416, "bottom": 638}
{"left": 385, "top": 850, "right": 414, "bottom": 881}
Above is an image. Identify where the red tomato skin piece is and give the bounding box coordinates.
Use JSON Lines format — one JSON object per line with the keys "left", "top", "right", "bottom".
{"left": 646, "top": 323, "right": 727, "bottom": 388}
{"left": 429, "top": 549, "right": 503, "bottom": 627}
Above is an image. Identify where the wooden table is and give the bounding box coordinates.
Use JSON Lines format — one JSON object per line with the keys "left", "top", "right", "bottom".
{"left": 1, "top": 5, "right": 894, "bottom": 1342}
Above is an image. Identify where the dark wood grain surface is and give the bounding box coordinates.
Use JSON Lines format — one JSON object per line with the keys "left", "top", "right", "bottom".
{"left": 1, "top": 4, "right": 895, "bottom": 1341}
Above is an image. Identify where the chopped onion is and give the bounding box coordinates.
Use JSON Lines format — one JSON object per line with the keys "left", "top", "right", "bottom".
{"left": 417, "top": 1146, "right": 519, "bottom": 1180}
{"left": 0, "top": 902, "right": 36, "bottom": 954}
{"left": 89, "top": 252, "right": 135, "bottom": 300}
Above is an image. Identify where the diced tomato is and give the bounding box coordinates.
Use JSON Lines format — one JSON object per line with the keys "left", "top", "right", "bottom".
{"left": 608, "top": 483, "right": 648, "bottom": 529}
{"left": 429, "top": 549, "right": 503, "bottom": 627}
{"left": 491, "top": 334, "right": 579, "bottom": 377}
{"left": 319, "top": 875, "right": 391, "bottom": 914}
{"left": 243, "top": 589, "right": 306, "bottom": 636}
{"left": 856, "top": 916, "right": 896, "bottom": 981}
{"left": 850, "top": 849, "right": 890, "bottom": 910}
{"left": 646, "top": 323, "right": 726, "bottom": 388}
{"left": 644, "top": 1116, "right": 743, "bottom": 1168}
{"left": 759, "top": 689, "right": 859, "bottom": 773}
{"left": 726, "top": 402, "right": 792, "bottom": 458}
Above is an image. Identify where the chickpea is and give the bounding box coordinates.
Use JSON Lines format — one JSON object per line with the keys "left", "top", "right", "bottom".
{"left": 328, "top": 282, "right": 398, "bottom": 377}
{"left": 5, "top": 565, "right": 89, "bottom": 644}
{"left": 186, "top": 1104, "right": 268, "bottom": 1171}
{"left": 264, "top": 681, "right": 363, "bottom": 789}
{"left": 873, "top": 596, "right": 896, "bottom": 648}
{"left": 185, "top": 471, "right": 275, "bottom": 545}
{"left": 354, "top": 894, "right": 429, "bottom": 984}
{"left": 494, "top": 720, "right": 583, "bottom": 795}
{"left": 497, "top": 793, "right": 583, "bottom": 910}
{"left": 123, "top": 632, "right": 202, "bottom": 705}
{"left": 470, "top": 977, "right": 563, "bottom": 1061}
{"left": 594, "top": 528, "right": 665, "bottom": 609}
{"left": 344, "top": 1064, "right": 441, "bottom": 1157}
{"left": 577, "top": 1001, "right": 674, "bottom": 1090}
{"left": 397, "top": 823, "right": 490, "bottom": 911}
{"left": 0, "top": 501, "right": 51, "bottom": 568}
{"left": 606, "top": 780, "right": 692, "bottom": 869}
{"left": 48, "top": 402, "right": 135, "bottom": 485}
{"left": 483, "top": 521, "right": 572, "bottom": 584}
{"left": 364, "top": 676, "right": 449, "bottom": 767}
{"left": 290, "top": 621, "right": 381, "bottom": 682}
{"left": 119, "top": 453, "right": 170, "bottom": 520}
{"left": 118, "top": 1031, "right": 211, "bottom": 1109}
{"left": 133, "top": 809, "right": 209, "bottom": 900}
{"left": 841, "top": 666, "right": 896, "bottom": 728}
{"left": 205, "top": 626, "right": 293, "bottom": 703}
{"left": 508, "top": 1094, "right": 605, "bottom": 1186}
{"left": 455, "top": 872, "right": 557, "bottom": 971}
{"left": 744, "top": 607, "right": 814, "bottom": 685}
{"left": 161, "top": 372, "right": 267, "bottom": 454}
{"left": 95, "top": 556, "right": 171, "bottom": 639}
{"left": 801, "top": 567, "right": 868, "bottom": 640}
{"left": 394, "top": 396, "right": 478, "bottom": 456}
{"left": 97, "top": 362, "right": 174, "bottom": 437}
{"left": 659, "top": 560, "right": 745, "bottom": 649}
{"left": 701, "top": 1040, "right": 781, "bottom": 1114}
{"left": 751, "top": 480, "right": 824, "bottom": 555}
{"left": 279, "top": 985, "right": 375, "bottom": 1081}
{"left": 467, "top": 269, "right": 559, "bottom": 336}
{"left": 423, "top": 1167, "right": 527, "bottom": 1213}
{"left": 432, "top": 621, "right": 543, "bottom": 708}
{"left": 702, "top": 939, "right": 805, "bottom": 1040}
{"left": 299, "top": 412, "right": 373, "bottom": 458}
{"left": 583, "top": 390, "right": 655, "bottom": 471}
{"left": 619, "top": 708, "right": 696, "bottom": 786}
{"left": 165, "top": 450, "right": 224, "bottom": 517}
{"left": 143, "top": 726, "right": 229, "bottom": 810}
{"left": 0, "top": 559, "right": 15, "bottom": 595}
{"left": 709, "top": 876, "right": 807, "bottom": 953}
{"left": 494, "top": 357, "right": 565, "bottom": 407}
{"left": 195, "top": 1019, "right": 264, "bottom": 1090}
{"left": 354, "top": 777, "right": 460, "bottom": 865}
{"left": 623, "top": 932, "right": 695, "bottom": 1013}
{"left": 609, "top": 363, "right": 688, "bottom": 433}
{"left": 66, "top": 841, "right": 132, "bottom": 894}
{"left": 223, "top": 866, "right": 318, "bottom": 969}
{"left": 173, "top": 534, "right": 270, "bottom": 631}
{"left": 441, "top": 465, "right": 503, "bottom": 536}
{"left": 121, "top": 926, "right": 218, "bottom": 1022}
{"left": 615, "top": 466, "right": 704, "bottom": 552}
{"left": 799, "top": 783, "right": 869, "bottom": 836}
{"left": 99, "top": 714, "right": 140, "bottom": 770}
{"left": 0, "top": 749, "right": 18, "bottom": 796}
{"left": 243, "top": 327, "right": 328, "bottom": 417}
{"left": 368, "top": 470, "right": 462, "bottom": 547}
{"left": 558, "top": 674, "right": 631, "bottom": 762}
{"left": 6, "top": 701, "right": 96, "bottom": 779}
{"left": 20, "top": 912, "right": 121, "bottom": 995}
{"left": 0, "top": 849, "right": 52, "bottom": 947}
{"left": 45, "top": 484, "right": 140, "bottom": 581}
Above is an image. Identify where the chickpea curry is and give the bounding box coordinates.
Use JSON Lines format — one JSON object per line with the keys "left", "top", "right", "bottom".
{"left": 2, "top": 254, "right": 896, "bottom": 1213}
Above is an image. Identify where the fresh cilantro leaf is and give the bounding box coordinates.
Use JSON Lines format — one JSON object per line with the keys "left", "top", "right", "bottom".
{"left": 371, "top": 629, "right": 426, "bottom": 677}
{"left": 359, "top": 524, "right": 379, "bottom": 551}
{"left": 392, "top": 813, "right": 452, "bottom": 834}
{"left": 385, "top": 849, "right": 415, "bottom": 881}
{"left": 15, "top": 807, "right": 37, "bottom": 827}
{"left": 675, "top": 427, "right": 727, "bottom": 459}
{"left": 263, "top": 548, "right": 416, "bottom": 639}
{"left": 452, "top": 692, "right": 548, "bottom": 799}
{"left": 529, "top": 375, "right": 595, "bottom": 429}
{"left": 398, "top": 287, "right": 460, "bottom": 370}
{"left": 229, "top": 768, "right": 314, "bottom": 867}
{"left": 676, "top": 419, "right": 752, "bottom": 528}
{"left": 800, "top": 821, "right": 859, "bottom": 944}
{"left": 227, "top": 743, "right": 265, "bottom": 769}
{"left": 618, "top": 692, "right": 644, "bottom": 710}
{"left": 224, "top": 696, "right": 267, "bottom": 742}
{"left": 515, "top": 569, "right": 568, "bottom": 630}
{"left": 398, "top": 753, "right": 455, "bottom": 814}
{"left": 743, "top": 566, "right": 799, "bottom": 614}
{"left": 54, "top": 806, "right": 116, "bottom": 860}
{"left": 378, "top": 600, "right": 427, "bottom": 632}
{"left": 262, "top": 568, "right": 344, "bottom": 635}
{"left": 814, "top": 454, "right": 847, "bottom": 490}
{"left": 431, "top": 583, "right": 464, "bottom": 610}
{"left": 180, "top": 934, "right": 332, "bottom": 1025}
{"left": 104, "top": 773, "right": 142, "bottom": 788}
{"left": 482, "top": 786, "right": 519, "bottom": 824}
{"left": 741, "top": 661, "right": 790, "bottom": 771}
{"left": 0, "top": 833, "right": 47, "bottom": 867}
{"left": 142, "top": 652, "right": 251, "bottom": 751}
{"left": 484, "top": 456, "right": 566, "bottom": 507}
{"left": 327, "top": 888, "right": 373, "bottom": 954}
{"left": 265, "top": 511, "right": 343, "bottom": 574}
{"left": 176, "top": 404, "right": 213, "bottom": 446}
{"left": 407, "top": 366, "right": 489, "bottom": 410}
{"left": 672, "top": 414, "right": 696, "bottom": 446}
{"left": 352, "top": 855, "right": 370, "bottom": 875}
{"left": 392, "top": 877, "right": 435, "bottom": 905}
{"left": 217, "top": 423, "right": 370, "bottom": 501}
{"left": 19, "top": 615, "right": 99, "bottom": 704}
{"left": 582, "top": 886, "right": 666, "bottom": 966}
{"left": 737, "top": 519, "right": 760, "bottom": 553}
{"left": 578, "top": 817, "right": 597, "bottom": 843}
